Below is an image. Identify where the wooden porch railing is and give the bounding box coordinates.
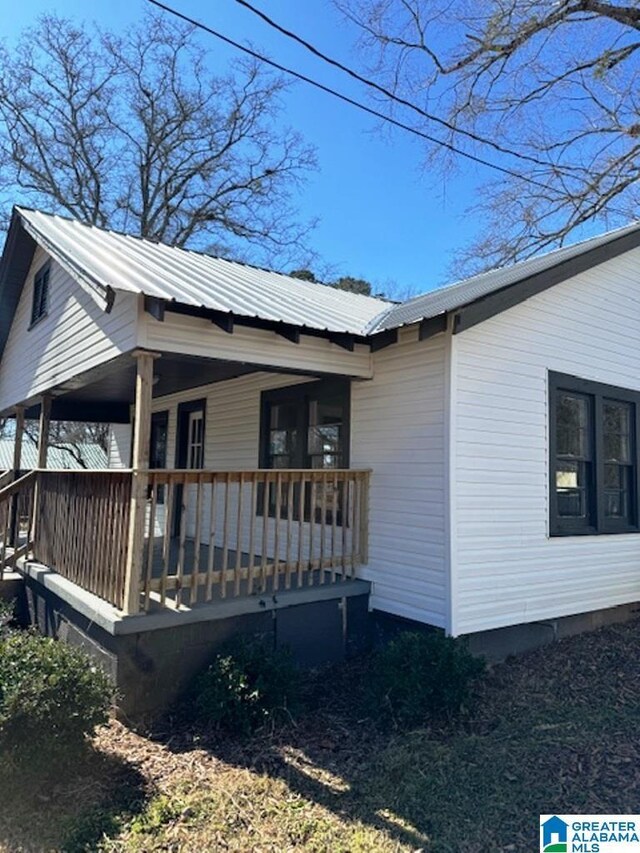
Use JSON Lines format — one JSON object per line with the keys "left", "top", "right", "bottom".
{"left": 143, "top": 469, "right": 370, "bottom": 610}
{"left": 32, "top": 471, "right": 132, "bottom": 609}
{"left": 0, "top": 468, "right": 370, "bottom": 614}
{"left": 0, "top": 471, "right": 36, "bottom": 576}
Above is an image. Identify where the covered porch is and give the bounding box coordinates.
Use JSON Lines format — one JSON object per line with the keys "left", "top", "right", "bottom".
{"left": 0, "top": 347, "right": 371, "bottom": 618}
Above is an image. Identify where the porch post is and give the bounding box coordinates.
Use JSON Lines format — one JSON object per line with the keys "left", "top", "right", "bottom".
{"left": 123, "top": 350, "right": 159, "bottom": 614}
{"left": 37, "top": 395, "right": 51, "bottom": 469}
{"left": 13, "top": 405, "right": 24, "bottom": 475}
{"left": 8, "top": 405, "right": 25, "bottom": 546}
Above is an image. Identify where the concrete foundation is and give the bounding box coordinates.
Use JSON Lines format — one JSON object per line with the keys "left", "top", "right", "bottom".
{"left": 466, "top": 601, "right": 640, "bottom": 661}
{"left": 20, "top": 564, "right": 371, "bottom": 721}
{"left": 372, "top": 601, "right": 640, "bottom": 662}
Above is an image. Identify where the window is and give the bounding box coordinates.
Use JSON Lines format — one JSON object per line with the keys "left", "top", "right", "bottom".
{"left": 260, "top": 379, "right": 350, "bottom": 520}
{"left": 187, "top": 410, "right": 205, "bottom": 469}
{"left": 30, "top": 263, "right": 50, "bottom": 327}
{"left": 550, "top": 372, "right": 639, "bottom": 535}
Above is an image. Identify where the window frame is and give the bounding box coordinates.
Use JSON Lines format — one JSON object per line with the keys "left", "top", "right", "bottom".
{"left": 29, "top": 262, "right": 50, "bottom": 328}
{"left": 549, "top": 371, "right": 640, "bottom": 536}
{"left": 258, "top": 379, "right": 351, "bottom": 522}
{"left": 259, "top": 379, "right": 351, "bottom": 471}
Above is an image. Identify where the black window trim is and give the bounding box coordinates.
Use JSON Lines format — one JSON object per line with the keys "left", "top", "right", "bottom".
{"left": 29, "top": 262, "right": 50, "bottom": 329}
{"left": 259, "top": 378, "right": 351, "bottom": 470}
{"left": 549, "top": 371, "right": 640, "bottom": 536}
{"left": 258, "top": 378, "right": 351, "bottom": 523}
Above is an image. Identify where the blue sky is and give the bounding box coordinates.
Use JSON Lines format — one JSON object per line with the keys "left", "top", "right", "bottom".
{"left": 3, "top": 0, "right": 487, "bottom": 298}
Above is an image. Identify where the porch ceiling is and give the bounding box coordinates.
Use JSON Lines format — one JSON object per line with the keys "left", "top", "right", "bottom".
{"left": 23, "top": 352, "right": 260, "bottom": 422}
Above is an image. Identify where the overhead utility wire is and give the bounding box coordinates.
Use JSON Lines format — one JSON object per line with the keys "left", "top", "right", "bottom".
{"left": 146, "top": 0, "right": 553, "bottom": 190}
{"left": 234, "top": 0, "right": 577, "bottom": 178}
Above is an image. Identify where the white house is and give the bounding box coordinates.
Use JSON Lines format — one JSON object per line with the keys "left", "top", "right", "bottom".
{"left": 1, "top": 205, "right": 639, "bottom": 711}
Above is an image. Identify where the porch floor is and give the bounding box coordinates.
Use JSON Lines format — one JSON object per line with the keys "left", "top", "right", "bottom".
{"left": 145, "top": 536, "right": 351, "bottom": 609}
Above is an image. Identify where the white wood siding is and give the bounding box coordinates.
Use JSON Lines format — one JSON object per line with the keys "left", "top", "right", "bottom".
{"left": 150, "top": 334, "right": 448, "bottom": 626}
{"left": 452, "top": 247, "right": 640, "bottom": 635}
{"left": 107, "top": 424, "right": 132, "bottom": 469}
{"left": 352, "top": 327, "right": 447, "bottom": 627}
{"left": 0, "top": 248, "right": 137, "bottom": 412}
{"left": 139, "top": 311, "right": 373, "bottom": 378}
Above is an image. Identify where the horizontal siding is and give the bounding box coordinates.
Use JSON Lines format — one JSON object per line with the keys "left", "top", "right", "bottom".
{"left": 0, "top": 247, "right": 137, "bottom": 411}
{"left": 150, "top": 336, "right": 448, "bottom": 627}
{"left": 141, "top": 312, "right": 373, "bottom": 378}
{"left": 107, "top": 424, "right": 131, "bottom": 469}
{"left": 352, "top": 326, "right": 447, "bottom": 628}
{"left": 452, "top": 246, "right": 640, "bottom": 634}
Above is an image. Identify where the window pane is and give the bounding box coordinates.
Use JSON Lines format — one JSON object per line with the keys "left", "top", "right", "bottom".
{"left": 603, "top": 400, "right": 631, "bottom": 463}
{"left": 308, "top": 424, "right": 341, "bottom": 455}
{"left": 556, "top": 393, "right": 589, "bottom": 458}
{"left": 270, "top": 428, "right": 297, "bottom": 456}
{"left": 308, "top": 397, "right": 345, "bottom": 468}
{"left": 604, "top": 463, "right": 632, "bottom": 519}
{"left": 556, "top": 460, "right": 589, "bottom": 518}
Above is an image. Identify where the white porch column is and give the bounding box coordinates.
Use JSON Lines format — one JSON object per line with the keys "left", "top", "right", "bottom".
{"left": 123, "top": 350, "right": 159, "bottom": 614}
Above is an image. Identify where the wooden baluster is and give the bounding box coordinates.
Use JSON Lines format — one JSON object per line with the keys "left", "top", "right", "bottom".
{"left": 308, "top": 475, "right": 317, "bottom": 586}
{"left": 161, "top": 478, "right": 174, "bottom": 607}
{"left": 341, "top": 476, "right": 348, "bottom": 580}
{"left": 247, "top": 474, "right": 257, "bottom": 595}
{"left": 176, "top": 475, "right": 188, "bottom": 607}
{"left": 190, "top": 474, "right": 204, "bottom": 605}
{"left": 206, "top": 475, "right": 217, "bottom": 601}
{"left": 331, "top": 471, "right": 338, "bottom": 584}
{"left": 221, "top": 472, "right": 230, "bottom": 598}
{"left": 260, "top": 471, "right": 270, "bottom": 593}
{"left": 359, "top": 471, "right": 369, "bottom": 566}
{"left": 319, "top": 471, "right": 327, "bottom": 583}
{"left": 352, "top": 474, "right": 360, "bottom": 571}
{"left": 273, "top": 472, "right": 282, "bottom": 592}
{"left": 296, "top": 471, "right": 305, "bottom": 588}
{"left": 285, "top": 475, "right": 293, "bottom": 589}
{"left": 144, "top": 477, "right": 158, "bottom": 610}
{"left": 234, "top": 472, "right": 244, "bottom": 597}
{"left": 349, "top": 475, "right": 357, "bottom": 578}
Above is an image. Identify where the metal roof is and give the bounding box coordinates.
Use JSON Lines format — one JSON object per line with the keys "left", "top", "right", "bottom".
{"left": 374, "top": 220, "right": 640, "bottom": 332}
{"left": 0, "top": 440, "right": 107, "bottom": 470}
{"left": 15, "top": 208, "right": 391, "bottom": 337}
{"left": 11, "top": 207, "right": 640, "bottom": 339}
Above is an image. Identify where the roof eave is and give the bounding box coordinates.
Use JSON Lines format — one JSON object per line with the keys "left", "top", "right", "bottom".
{"left": 451, "top": 224, "right": 640, "bottom": 334}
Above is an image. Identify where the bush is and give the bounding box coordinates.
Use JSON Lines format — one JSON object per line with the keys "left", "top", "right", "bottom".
{"left": 191, "top": 638, "right": 299, "bottom": 736}
{"left": 367, "top": 631, "right": 485, "bottom": 727}
{"left": 0, "top": 631, "right": 114, "bottom": 772}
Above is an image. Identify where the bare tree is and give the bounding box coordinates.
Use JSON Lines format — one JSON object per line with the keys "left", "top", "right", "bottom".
{"left": 0, "top": 12, "right": 316, "bottom": 265}
{"left": 340, "top": 0, "right": 640, "bottom": 273}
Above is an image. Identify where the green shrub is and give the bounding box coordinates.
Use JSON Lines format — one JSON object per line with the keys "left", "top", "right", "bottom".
{"left": 191, "top": 638, "right": 299, "bottom": 735}
{"left": 0, "top": 631, "right": 114, "bottom": 771}
{"left": 367, "top": 631, "right": 485, "bottom": 727}
{"left": 0, "top": 598, "right": 14, "bottom": 637}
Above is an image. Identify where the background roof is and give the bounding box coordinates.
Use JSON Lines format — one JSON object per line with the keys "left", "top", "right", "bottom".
{"left": 0, "top": 440, "right": 107, "bottom": 470}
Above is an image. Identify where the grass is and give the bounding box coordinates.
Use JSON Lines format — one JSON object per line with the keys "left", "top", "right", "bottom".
{"left": 3, "top": 618, "right": 640, "bottom": 852}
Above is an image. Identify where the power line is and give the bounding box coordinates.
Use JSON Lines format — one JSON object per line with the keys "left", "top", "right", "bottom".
{"left": 146, "top": 0, "right": 553, "bottom": 190}
{"left": 234, "top": 0, "right": 577, "bottom": 178}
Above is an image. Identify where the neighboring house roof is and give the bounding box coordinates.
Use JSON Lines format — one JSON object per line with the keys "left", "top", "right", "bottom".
{"left": 0, "top": 440, "right": 107, "bottom": 470}
{"left": 3, "top": 207, "right": 640, "bottom": 348}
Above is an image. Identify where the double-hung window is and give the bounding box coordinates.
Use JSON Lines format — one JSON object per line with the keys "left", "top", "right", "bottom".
{"left": 30, "top": 263, "right": 50, "bottom": 327}
{"left": 550, "top": 372, "right": 639, "bottom": 535}
{"left": 259, "top": 379, "right": 350, "bottom": 521}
